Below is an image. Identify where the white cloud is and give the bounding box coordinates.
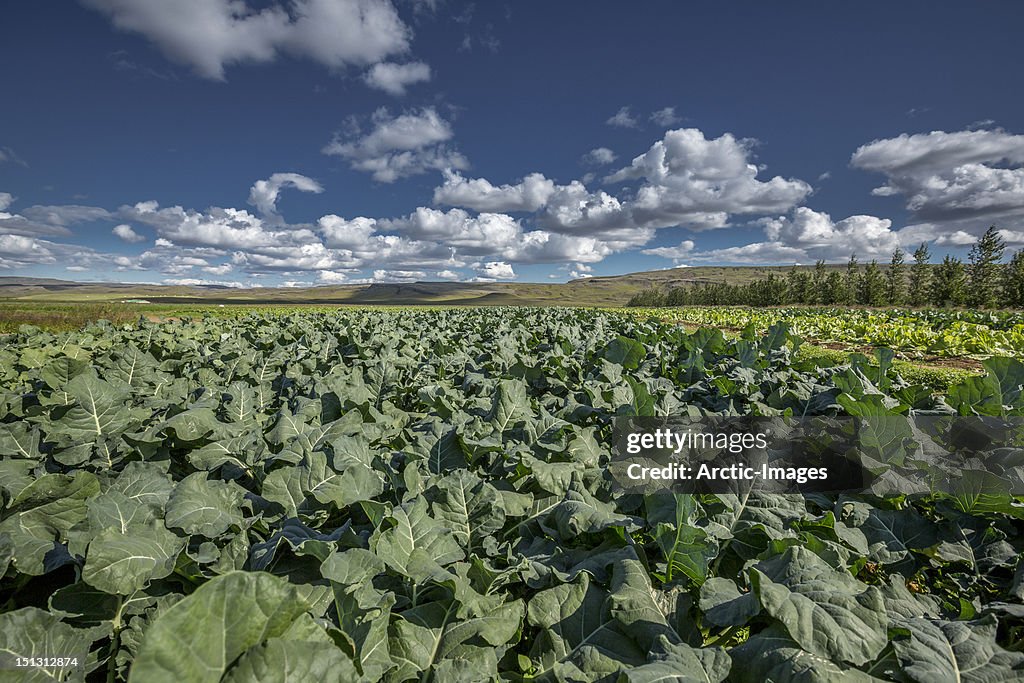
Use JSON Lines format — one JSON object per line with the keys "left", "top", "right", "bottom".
{"left": 0, "top": 202, "right": 110, "bottom": 238}
{"left": 606, "top": 129, "right": 811, "bottom": 229}
{"left": 121, "top": 201, "right": 319, "bottom": 250}
{"left": 202, "top": 263, "right": 234, "bottom": 275}
{"left": 383, "top": 207, "right": 520, "bottom": 249}
{"left": 322, "top": 107, "right": 467, "bottom": 182}
{"left": 761, "top": 207, "right": 899, "bottom": 258}
{"left": 852, "top": 129, "right": 1024, "bottom": 179}
{"left": 248, "top": 172, "right": 323, "bottom": 221}
{"left": 0, "top": 234, "right": 52, "bottom": 261}
{"left": 432, "top": 170, "right": 555, "bottom": 212}
{"left": 112, "top": 224, "right": 146, "bottom": 243}
{"left": 0, "top": 234, "right": 116, "bottom": 271}
{"left": 363, "top": 61, "right": 431, "bottom": 95}
{"left": 580, "top": 147, "right": 617, "bottom": 166}
{"left": 851, "top": 128, "right": 1024, "bottom": 241}
{"left": 641, "top": 240, "right": 695, "bottom": 260}
{"left": 434, "top": 269, "right": 460, "bottom": 280}
{"left": 650, "top": 107, "right": 680, "bottom": 127}
{"left": 317, "top": 270, "right": 351, "bottom": 283}
{"left": 80, "top": 0, "right": 411, "bottom": 80}
{"left": 0, "top": 193, "right": 11, "bottom": 211}
{"left": 317, "top": 215, "right": 378, "bottom": 249}
{"left": 473, "top": 261, "right": 515, "bottom": 280}
{"left": 686, "top": 242, "right": 808, "bottom": 265}
{"left": 372, "top": 268, "right": 426, "bottom": 282}
{"left": 163, "top": 277, "right": 245, "bottom": 287}
{"left": 606, "top": 106, "right": 638, "bottom": 128}
{"left": 568, "top": 262, "right": 593, "bottom": 279}
{"left": 933, "top": 230, "right": 978, "bottom": 246}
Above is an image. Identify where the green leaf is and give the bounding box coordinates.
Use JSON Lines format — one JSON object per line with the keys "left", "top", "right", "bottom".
{"left": 750, "top": 546, "right": 887, "bottom": 666}
{"left": 527, "top": 573, "right": 646, "bottom": 679}
{"left": 892, "top": 616, "right": 1024, "bottom": 683}
{"left": 604, "top": 336, "right": 646, "bottom": 369}
{"left": 164, "top": 472, "right": 245, "bottom": 537}
{"left": 129, "top": 571, "right": 312, "bottom": 683}
{"left": 221, "top": 638, "right": 359, "bottom": 683}
{"left": 371, "top": 497, "right": 463, "bottom": 583}
{"left": 431, "top": 469, "right": 505, "bottom": 553}
{"left": 618, "top": 636, "right": 731, "bottom": 683}
{"left": 0, "top": 608, "right": 96, "bottom": 681}
{"left": 729, "top": 626, "right": 878, "bottom": 683}
{"left": 83, "top": 520, "right": 184, "bottom": 595}
{"left": 52, "top": 371, "right": 131, "bottom": 440}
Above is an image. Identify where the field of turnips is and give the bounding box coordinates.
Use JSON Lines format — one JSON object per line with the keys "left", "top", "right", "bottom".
{"left": 2, "top": 307, "right": 1024, "bottom": 681}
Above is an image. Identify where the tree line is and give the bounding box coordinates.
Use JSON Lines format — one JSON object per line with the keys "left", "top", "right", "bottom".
{"left": 628, "top": 227, "right": 1024, "bottom": 309}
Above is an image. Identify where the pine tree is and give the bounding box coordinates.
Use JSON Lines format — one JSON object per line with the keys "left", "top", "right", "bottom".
{"left": 859, "top": 259, "right": 886, "bottom": 306}
{"left": 810, "top": 260, "right": 828, "bottom": 305}
{"left": 908, "top": 243, "right": 931, "bottom": 306}
{"left": 930, "top": 255, "right": 966, "bottom": 307}
{"left": 785, "top": 266, "right": 811, "bottom": 304}
{"left": 823, "top": 271, "right": 845, "bottom": 305}
{"left": 966, "top": 226, "right": 1006, "bottom": 308}
{"left": 845, "top": 254, "right": 859, "bottom": 305}
{"left": 1003, "top": 251, "right": 1024, "bottom": 308}
{"left": 886, "top": 247, "right": 906, "bottom": 306}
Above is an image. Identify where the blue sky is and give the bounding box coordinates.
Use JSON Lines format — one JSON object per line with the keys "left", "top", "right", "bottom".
{"left": 2, "top": 1, "right": 1024, "bottom": 286}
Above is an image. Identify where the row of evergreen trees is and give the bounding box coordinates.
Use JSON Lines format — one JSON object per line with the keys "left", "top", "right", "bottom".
{"left": 628, "top": 227, "right": 1024, "bottom": 309}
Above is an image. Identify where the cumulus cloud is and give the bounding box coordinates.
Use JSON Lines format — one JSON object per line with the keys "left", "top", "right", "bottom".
{"left": 80, "top": 0, "right": 411, "bottom": 80}
{"left": 580, "top": 147, "right": 617, "bottom": 167}
{"left": 435, "top": 129, "right": 811, "bottom": 247}
{"left": 473, "top": 261, "right": 515, "bottom": 280}
{"left": 317, "top": 215, "right": 378, "bottom": 249}
{"left": 112, "top": 224, "right": 146, "bottom": 242}
{"left": 363, "top": 61, "right": 431, "bottom": 95}
{"left": 383, "top": 207, "right": 519, "bottom": 248}
{"left": 318, "top": 270, "right": 351, "bottom": 284}
{"left": 0, "top": 193, "right": 12, "bottom": 211}
{"left": 606, "top": 128, "right": 812, "bottom": 229}
{"left": 675, "top": 206, "right": 902, "bottom": 266}
{"left": 851, "top": 129, "right": 1024, "bottom": 239}
{"left": 248, "top": 172, "right": 323, "bottom": 221}
{"left": 322, "top": 107, "right": 467, "bottom": 182}
{"left": 432, "top": 170, "right": 555, "bottom": 212}
{"left": 760, "top": 207, "right": 900, "bottom": 258}
{"left": 650, "top": 107, "right": 680, "bottom": 127}
{"left": 121, "top": 201, "right": 319, "bottom": 251}
{"left": 606, "top": 106, "right": 639, "bottom": 128}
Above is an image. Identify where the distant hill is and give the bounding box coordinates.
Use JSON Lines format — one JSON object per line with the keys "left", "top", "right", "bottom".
{"left": 0, "top": 264, "right": 860, "bottom": 307}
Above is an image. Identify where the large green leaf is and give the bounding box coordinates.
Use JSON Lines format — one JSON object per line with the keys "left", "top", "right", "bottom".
{"left": 892, "top": 616, "right": 1024, "bottom": 683}
{"left": 371, "top": 497, "right": 463, "bottom": 583}
{"left": 221, "top": 638, "right": 359, "bottom": 683}
{"left": 750, "top": 546, "right": 887, "bottom": 666}
{"left": 83, "top": 520, "right": 184, "bottom": 595}
{"left": 129, "top": 571, "right": 312, "bottom": 683}
{"left": 0, "top": 608, "right": 97, "bottom": 682}
{"left": 164, "top": 472, "right": 245, "bottom": 537}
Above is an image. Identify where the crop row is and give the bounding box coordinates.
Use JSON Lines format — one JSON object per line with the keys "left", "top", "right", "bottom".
{"left": 628, "top": 306, "right": 1024, "bottom": 357}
